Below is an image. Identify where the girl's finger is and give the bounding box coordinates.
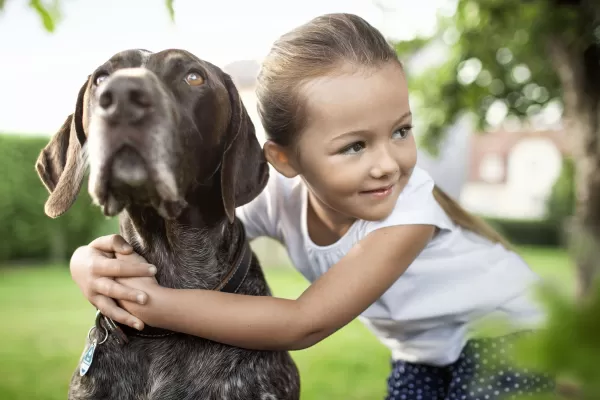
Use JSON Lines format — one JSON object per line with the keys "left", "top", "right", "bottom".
{"left": 92, "top": 294, "right": 145, "bottom": 331}
{"left": 89, "top": 234, "right": 133, "bottom": 255}
{"left": 90, "top": 257, "right": 157, "bottom": 278}
{"left": 92, "top": 277, "right": 148, "bottom": 304}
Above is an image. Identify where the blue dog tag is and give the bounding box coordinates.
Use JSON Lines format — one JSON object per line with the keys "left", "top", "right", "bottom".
{"left": 80, "top": 339, "right": 97, "bottom": 376}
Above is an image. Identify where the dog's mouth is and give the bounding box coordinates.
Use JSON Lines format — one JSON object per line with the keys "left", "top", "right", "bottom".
{"left": 89, "top": 143, "right": 188, "bottom": 220}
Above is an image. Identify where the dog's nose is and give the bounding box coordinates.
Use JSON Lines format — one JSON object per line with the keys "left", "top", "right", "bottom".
{"left": 97, "top": 76, "right": 152, "bottom": 123}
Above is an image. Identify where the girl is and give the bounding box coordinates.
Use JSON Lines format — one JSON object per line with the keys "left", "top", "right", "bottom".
{"left": 69, "top": 13, "right": 555, "bottom": 400}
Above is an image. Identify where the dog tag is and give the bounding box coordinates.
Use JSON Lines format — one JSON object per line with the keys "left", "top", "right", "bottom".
{"left": 79, "top": 339, "right": 97, "bottom": 376}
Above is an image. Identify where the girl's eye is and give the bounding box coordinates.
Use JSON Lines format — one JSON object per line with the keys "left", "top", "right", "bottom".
{"left": 341, "top": 141, "right": 366, "bottom": 155}
{"left": 392, "top": 125, "right": 413, "bottom": 139}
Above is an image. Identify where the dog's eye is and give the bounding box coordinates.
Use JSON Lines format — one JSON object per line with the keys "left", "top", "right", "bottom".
{"left": 184, "top": 72, "right": 205, "bottom": 86}
{"left": 95, "top": 74, "right": 109, "bottom": 86}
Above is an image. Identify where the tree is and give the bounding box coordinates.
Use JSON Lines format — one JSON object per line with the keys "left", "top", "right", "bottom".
{"left": 0, "top": 0, "right": 175, "bottom": 32}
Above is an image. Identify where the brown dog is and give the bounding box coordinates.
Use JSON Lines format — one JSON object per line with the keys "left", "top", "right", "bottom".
{"left": 35, "top": 48, "right": 300, "bottom": 400}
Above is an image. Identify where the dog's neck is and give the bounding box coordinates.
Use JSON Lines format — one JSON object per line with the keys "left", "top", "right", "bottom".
{"left": 118, "top": 188, "right": 239, "bottom": 290}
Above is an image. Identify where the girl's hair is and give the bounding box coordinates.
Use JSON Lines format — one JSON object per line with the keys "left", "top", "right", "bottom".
{"left": 256, "top": 13, "right": 512, "bottom": 249}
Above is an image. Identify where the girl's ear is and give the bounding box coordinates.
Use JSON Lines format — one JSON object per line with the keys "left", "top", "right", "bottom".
{"left": 263, "top": 140, "right": 299, "bottom": 178}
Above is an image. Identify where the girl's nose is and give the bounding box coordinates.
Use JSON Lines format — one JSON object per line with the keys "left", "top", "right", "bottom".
{"left": 370, "top": 148, "right": 399, "bottom": 179}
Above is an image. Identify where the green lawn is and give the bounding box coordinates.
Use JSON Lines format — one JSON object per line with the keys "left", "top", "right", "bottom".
{"left": 0, "top": 246, "right": 575, "bottom": 400}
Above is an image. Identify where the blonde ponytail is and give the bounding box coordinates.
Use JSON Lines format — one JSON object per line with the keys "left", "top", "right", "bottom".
{"left": 432, "top": 185, "right": 513, "bottom": 250}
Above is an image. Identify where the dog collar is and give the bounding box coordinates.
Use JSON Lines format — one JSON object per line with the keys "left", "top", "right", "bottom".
{"left": 96, "top": 218, "right": 253, "bottom": 344}
{"left": 214, "top": 218, "right": 252, "bottom": 293}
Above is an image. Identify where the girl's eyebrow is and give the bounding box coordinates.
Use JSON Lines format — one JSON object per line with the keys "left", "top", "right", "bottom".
{"left": 330, "top": 111, "right": 413, "bottom": 142}
{"left": 395, "top": 111, "right": 413, "bottom": 125}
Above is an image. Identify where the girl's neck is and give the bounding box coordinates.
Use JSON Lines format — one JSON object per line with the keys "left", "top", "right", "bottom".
{"left": 306, "top": 191, "right": 356, "bottom": 246}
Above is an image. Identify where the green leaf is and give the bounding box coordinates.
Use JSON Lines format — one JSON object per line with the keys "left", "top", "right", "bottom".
{"left": 2, "top": 1, "right": 175, "bottom": 32}
{"left": 166, "top": 0, "right": 175, "bottom": 21}
{"left": 29, "top": 0, "right": 56, "bottom": 32}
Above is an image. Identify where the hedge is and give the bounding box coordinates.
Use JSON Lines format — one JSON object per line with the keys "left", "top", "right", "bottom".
{"left": 483, "top": 217, "right": 564, "bottom": 248}
{"left": 0, "top": 134, "right": 118, "bottom": 264}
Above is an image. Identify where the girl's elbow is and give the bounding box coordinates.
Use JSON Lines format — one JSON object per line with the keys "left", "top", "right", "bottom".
{"left": 277, "top": 301, "right": 335, "bottom": 351}
{"left": 286, "top": 318, "right": 331, "bottom": 351}
{"left": 287, "top": 330, "right": 325, "bottom": 351}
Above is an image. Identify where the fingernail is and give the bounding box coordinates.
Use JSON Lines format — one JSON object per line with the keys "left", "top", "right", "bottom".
{"left": 137, "top": 293, "right": 146, "bottom": 304}
{"left": 148, "top": 266, "right": 157, "bottom": 275}
{"left": 122, "top": 244, "right": 132, "bottom": 252}
{"left": 134, "top": 322, "right": 142, "bottom": 331}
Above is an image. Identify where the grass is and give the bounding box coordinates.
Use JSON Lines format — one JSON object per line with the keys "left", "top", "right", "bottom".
{"left": 0, "top": 246, "right": 575, "bottom": 400}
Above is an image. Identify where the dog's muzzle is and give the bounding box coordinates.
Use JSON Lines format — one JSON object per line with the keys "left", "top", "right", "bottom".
{"left": 87, "top": 69, "right": 184, "bottom": 219}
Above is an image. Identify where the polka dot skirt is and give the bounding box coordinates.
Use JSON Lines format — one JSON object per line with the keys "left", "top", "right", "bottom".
{"left": 386, "top": 332, "right": 555, "bottom": 400}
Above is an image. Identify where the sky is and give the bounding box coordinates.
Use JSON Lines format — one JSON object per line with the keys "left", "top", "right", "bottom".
{"left": 0, "top": 0, "right": 450, "bottom": 135}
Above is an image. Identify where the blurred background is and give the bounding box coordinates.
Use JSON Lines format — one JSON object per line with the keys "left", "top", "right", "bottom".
{"left": 1, "top": 0, "right": 597, "bottom": 399}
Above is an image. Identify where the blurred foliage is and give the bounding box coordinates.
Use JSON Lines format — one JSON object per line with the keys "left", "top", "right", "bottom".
{"left": 512, "top": 279, "right": 600, "bottom": 399}
{"left": 392, "top": 0, "right": 598, "bottom": 154}
{"left": 546, "top": 157, "right": 576, "bottom": 224}
{"left": 0, "top": 0, "right": 175, "bottom": 32}
{"left": 0, "top": 135, "right": 117, "bottom": 264}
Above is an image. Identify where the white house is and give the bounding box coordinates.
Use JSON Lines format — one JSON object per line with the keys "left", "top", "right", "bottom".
{"left": 460, "top": 128, "right": 571, "bottom": 220}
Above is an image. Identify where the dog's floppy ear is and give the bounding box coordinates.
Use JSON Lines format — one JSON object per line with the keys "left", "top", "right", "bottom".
{"left": 220, "top": 73, "right": 269, "bottom": 223}
{"left": 35, "top": 79, "right": 89, "bottom": 218}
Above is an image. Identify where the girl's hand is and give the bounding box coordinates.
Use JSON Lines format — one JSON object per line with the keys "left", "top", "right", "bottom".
{"left": 69, "top": 234, "right": 157, "bottom": 330}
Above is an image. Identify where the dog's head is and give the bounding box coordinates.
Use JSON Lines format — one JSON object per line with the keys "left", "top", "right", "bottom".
{"left": 35, "top": 49, "right": 268, "bottom": 223}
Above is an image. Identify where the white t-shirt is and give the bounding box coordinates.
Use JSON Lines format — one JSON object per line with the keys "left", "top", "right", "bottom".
{"left": 236, "top": 166, "right": 546, "bottom": 366}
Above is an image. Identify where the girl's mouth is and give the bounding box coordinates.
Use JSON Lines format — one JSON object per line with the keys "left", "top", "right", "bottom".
{"left": 360, "top": 184, "right": 394, "bottom": 198}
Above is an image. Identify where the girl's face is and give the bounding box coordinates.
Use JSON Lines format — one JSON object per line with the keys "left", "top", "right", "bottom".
{"left": 289, "top": 61, "right": 417, "bottom": 225}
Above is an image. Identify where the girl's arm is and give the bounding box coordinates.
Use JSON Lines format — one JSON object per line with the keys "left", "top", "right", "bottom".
{"left": 118, "top": 224, "right": 435, "bottom": 351}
